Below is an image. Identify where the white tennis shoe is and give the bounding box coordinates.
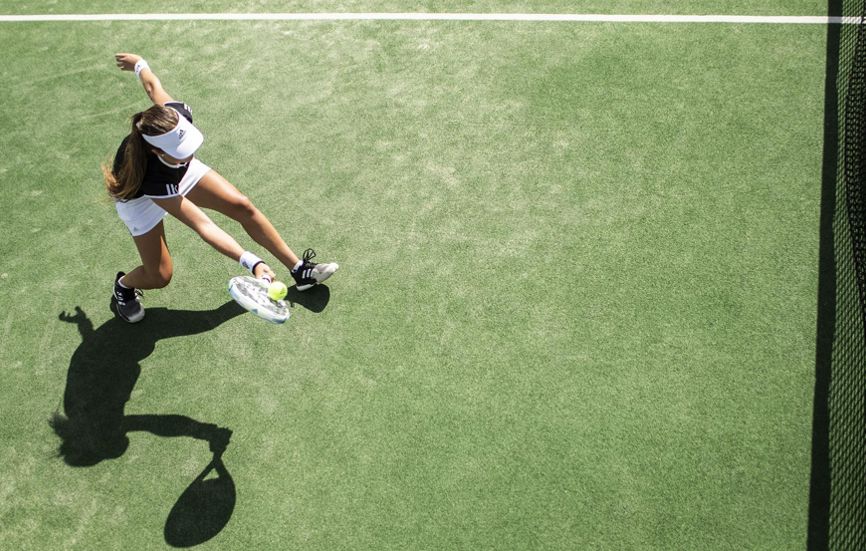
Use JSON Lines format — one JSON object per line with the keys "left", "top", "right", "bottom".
{"left": 291, "top": 249, "right": 339, "bottom": 291}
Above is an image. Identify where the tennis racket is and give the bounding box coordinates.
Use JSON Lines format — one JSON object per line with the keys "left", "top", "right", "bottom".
{"left": 227, "top": 276, "right": 290, "bottom": 324}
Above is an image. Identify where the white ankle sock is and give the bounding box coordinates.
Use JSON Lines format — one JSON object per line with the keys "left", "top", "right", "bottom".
{"left": 117, "top": 277, "right": 131, "bottom": 289}
{"left": 292, "top": 260, "right": 303, "bottom": 272}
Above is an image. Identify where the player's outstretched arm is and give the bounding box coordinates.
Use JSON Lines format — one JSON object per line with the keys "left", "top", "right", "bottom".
{"left": 114, "top": 53, "right": 174, "bottom": 106}
{"left": 153, "top": 195, "right": 276, "bottom": 280}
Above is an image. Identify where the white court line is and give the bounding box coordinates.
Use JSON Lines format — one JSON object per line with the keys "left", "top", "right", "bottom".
{"left": 0, "top": 13, "right": 862, "bottom": 24}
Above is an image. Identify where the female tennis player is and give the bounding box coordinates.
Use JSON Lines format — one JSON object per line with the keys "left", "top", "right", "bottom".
{"left": 104, "top": 53, "right": 338, "bottom": 323}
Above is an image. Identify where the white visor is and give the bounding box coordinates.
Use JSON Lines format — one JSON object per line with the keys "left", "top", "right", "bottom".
{"left": 141, "top": 110, "right": 204, "bottom": 159}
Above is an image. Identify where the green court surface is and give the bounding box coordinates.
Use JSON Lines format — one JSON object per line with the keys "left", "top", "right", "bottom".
{"left": 0, "top": 2, "right": 829, "bottom": 549}
{"left": 0, "top": 1, "right": 829, "bottom": 16}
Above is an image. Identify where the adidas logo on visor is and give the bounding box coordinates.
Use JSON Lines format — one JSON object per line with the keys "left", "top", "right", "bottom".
{"left": 140, "top": 106, "right": 204, "bottom": 159}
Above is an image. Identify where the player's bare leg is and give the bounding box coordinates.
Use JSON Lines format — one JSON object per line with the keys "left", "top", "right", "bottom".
{"left": 187, "top": 170, "right": 338, "bottom": 289}
{"left": 123, "top": 221, "right": 174, "bottom": 289}
{"left": 186, "top": 171, "right": 300, "bottom": 269}
{"left": 113, "top": 221, "right": 173, "bottom": 322}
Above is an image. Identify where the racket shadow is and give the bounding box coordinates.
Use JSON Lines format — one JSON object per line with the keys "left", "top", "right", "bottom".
{"left": 164, "top": 452, "right": 236, "bottom": 548}
{"left": 286, "top": 283, "right": 330, "bottom": 313}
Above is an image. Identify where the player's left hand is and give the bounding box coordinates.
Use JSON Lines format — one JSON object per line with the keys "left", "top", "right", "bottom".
{"left": 114, "top": 53, "right": 142, "bottom": 71}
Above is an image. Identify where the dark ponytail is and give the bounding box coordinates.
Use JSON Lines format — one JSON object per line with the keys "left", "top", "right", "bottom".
{"left": 102, "top": 106, "right": 178, "bottom": 200}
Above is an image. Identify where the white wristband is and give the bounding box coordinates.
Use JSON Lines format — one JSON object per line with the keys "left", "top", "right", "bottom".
{"left": 239, "top": 251, "right": 263, "bottom": 274}
{"left": 134, "top": 59, "right": 150, "bottom": 80}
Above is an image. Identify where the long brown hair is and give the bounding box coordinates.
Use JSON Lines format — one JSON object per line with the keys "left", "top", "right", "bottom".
{"left": 102, "top": 105, "right": 179, "bottom": 200}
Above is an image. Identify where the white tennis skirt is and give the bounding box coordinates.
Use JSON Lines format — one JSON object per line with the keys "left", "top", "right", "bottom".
{"left": 115, "top": 159, "right": 211, "bottom": 237}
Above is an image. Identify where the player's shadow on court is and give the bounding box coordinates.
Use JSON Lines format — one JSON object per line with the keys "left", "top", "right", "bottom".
{"left": 50, "top": 302, "right": 242, "bottom": 547}
{"left": 286, "top": 284, "right": 330, "bottom": 313}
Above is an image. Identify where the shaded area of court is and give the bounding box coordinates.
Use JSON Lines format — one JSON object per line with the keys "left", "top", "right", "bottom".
{"left": 809, "top": 1, "right": 866, "bottom": 549}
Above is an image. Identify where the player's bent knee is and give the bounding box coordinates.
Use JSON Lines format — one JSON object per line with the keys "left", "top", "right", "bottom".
{"left": 229, "top": 195, "right": 257, "bottom": 221}
{"left": 158, "top": 268, "right": 173, "bottom": 288}
{"left": 146, "top": 266, "right": 173, "bottom": 288}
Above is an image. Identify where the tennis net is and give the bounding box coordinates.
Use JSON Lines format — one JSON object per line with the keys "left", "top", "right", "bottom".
{"left": 810, "top": 1, "right": 866, "bottom": 549}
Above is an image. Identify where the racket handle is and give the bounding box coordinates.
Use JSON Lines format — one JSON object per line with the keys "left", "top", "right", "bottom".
{"left": 260, "top": 274, "right": 273, "bottom": 284}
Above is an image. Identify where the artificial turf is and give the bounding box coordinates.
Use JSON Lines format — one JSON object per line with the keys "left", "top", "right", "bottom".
{"left": 0, "top": 3, "right": 828, "bottom": 549}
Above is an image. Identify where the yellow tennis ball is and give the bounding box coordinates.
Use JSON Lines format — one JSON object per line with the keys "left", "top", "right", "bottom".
{"left": 267, "top": 281, "right": 288, "bottom": 301}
